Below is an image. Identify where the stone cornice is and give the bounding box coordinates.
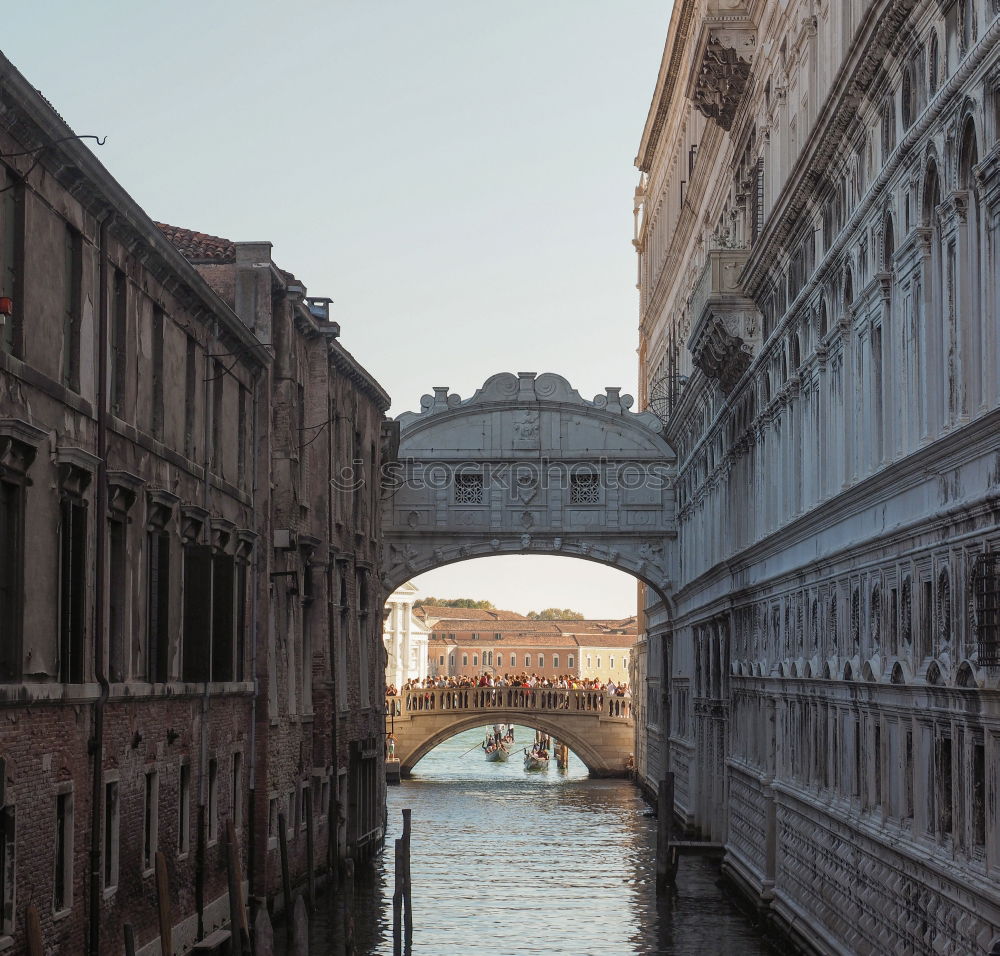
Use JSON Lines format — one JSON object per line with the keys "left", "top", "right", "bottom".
{"left": 329, "top": 340, "right": 391, "bottom": 412}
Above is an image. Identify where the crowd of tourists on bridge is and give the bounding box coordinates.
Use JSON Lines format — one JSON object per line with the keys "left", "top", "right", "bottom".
{"left": 385, "top": 673, "right": 630, "bottom": 697}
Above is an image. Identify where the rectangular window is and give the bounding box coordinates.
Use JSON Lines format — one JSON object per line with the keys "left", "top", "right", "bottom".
{"left": 178, "top": 763, "right": 190, "bottom": 856}
{"left": 111, "top": 269, "right": 127, "bottom": 417}
{"left": 147, "top": 530, "right": 170, "bottom": 682}
{"left": 538, "top": 654, "right": 544, "bottom": 668}
{"left": 568, "top": 655, "right": 574, "bottom": 669}
{"left": 235, "top": 560, "right": 247, "bottom": 682}
{"left": 587, "top": 656, "right": 591, "bottom": 668}
{"left": 211, "top": 553, "right": 235, "bottom": 682}
{"left": 553, "top": 655, "right": 559, "bottom": 669}
{"left": 462, "top": 654, "right": 468, "bottom": 666}
{"left": 182, "top": 545, "right": 212, "bottom": 682}
{"left": 54, "top": 790, "right": 73, "bottom": 911}
{"left": 103, "top": 780, "right": 118, "bottom": 890}
{"left": 184, "top": 336, "right": 197, "bottom": 460}
{"left": 597, "top": 657, "right": 601, "bottom": 668}
{"left": 232, "top": 753, "right": 243, "bottom": 829}
{"left": 0, "top": 804, "right": 14, "bottom": 934}
{"left": 611, "top": 657, "right": 615, "bottom": 670}
{"left": 268, "top": 797, "right": 278, "bottom": 848}
{"left": 438, "top": 655, "right": 444, "bottom": 666}
{"left": 211, "top": 359, "right": 224, "bottom": 476}
{"left": 972, "top": 741, "right": 986, "bottom": 848}
{"left": 873, "top": 723, "right": 882, "bottom": 810}
{"left": 524, "top": 655, "right": 530, "bottom": 668}
{"left": 143, "top": 771, "right": 158, "bottom": 873}
{"left": 936, "top": 735, "right": 953, "bottom": 837}
{"left": 454, "top": 473, "right": 484, "bottom": 504}
{"left": 510, "top": 654, "right": 515, "bottom": 667}
{"left": 108, "top": 518, "right": 126, "bottom": 683}
{"left": 972, "top": 553, "right": 1000, "bottom": 666}
{"left": 59, "top": 497, "right": 87, "bottom": 684}
{"left": 570, "top": 473, "right": 600, "bottom": 504}
{"left": 1, "top": 179, "right": 23, "bottom": 356}
{"left": 472, "top": 654, "right": 478, "bottom": 666}
{"left": 61, "top": 225, "right": 82, "bottom": 391}
{"left": 237, "top": 385, "right": 248, "bottom": 488}
{"left": 151, "top": 306, "right": 164, "bottom": 439}
{"left": 0, "top": 480, "right": 24, "bottom": 681}
{"left": 904, "top": 730, "right": 914, "bottom": 820}
{"left": 207, "top": 758, "right": 219, "bottom": 844}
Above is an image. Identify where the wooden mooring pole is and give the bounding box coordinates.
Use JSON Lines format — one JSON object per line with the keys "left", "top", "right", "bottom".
{"left": 392, "top": 838, "right": 404, "bottom": 956}
{"left": 278, "top": 812, "right": 293, "bottom": 943}
{"left": 656, "top": 772, "right": 678, "bottom": 893}
{"left": 401, "top": 808, "right": 413, "bottom": 951}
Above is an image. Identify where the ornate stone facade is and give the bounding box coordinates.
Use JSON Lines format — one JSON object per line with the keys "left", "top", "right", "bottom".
{"left": 635, "top": 0, "right": 1000, "bottom": 952}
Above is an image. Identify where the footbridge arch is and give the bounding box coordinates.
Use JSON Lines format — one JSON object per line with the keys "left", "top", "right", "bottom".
{"left": 381, "top": 372, "right": 677, "bottom": 603}
{"left": 386, "top": 688, "right": 635, "bottom": 777}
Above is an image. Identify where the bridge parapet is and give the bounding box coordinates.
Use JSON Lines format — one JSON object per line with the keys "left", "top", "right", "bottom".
{"left": 386, "top": 688, "right": 632, "bottom": 722}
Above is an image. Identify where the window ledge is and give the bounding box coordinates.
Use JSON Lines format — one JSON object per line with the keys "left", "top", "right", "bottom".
{"left": 0, "top": 934, "right": 13, "bottom": 952}
{"left": 51, "top": 907, "right": 72, "bottom": 922}
{"left": 178, "top": 851, "right": 189, "bottom": 862}
{"left": 142, "top": 867, "right": 154, "bottom": 880}
{"left": 102, "top": 885, "right": 117, "bottom": 900}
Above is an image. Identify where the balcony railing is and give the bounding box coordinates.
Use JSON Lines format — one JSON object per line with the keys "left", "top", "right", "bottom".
{"left": 385, "top": 688, "right": 632, "bottom": 722}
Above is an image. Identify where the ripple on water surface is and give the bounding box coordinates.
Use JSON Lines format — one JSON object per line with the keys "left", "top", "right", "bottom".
{"left": 327, "top": 727, "right": 774, "bottom": 956}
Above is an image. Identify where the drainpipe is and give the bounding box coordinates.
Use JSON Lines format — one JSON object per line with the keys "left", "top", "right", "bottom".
{"left": 88, "top": 210, "right": 112, "bottom": 956}
{"left": 246, "top": 361, "right": 262, "bottom": 901}
{"left": 195, "top": 318, "right": 214, "bottom": 938}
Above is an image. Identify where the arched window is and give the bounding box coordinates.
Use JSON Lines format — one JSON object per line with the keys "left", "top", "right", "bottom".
{"left": 959, "top": 0, "right": 976, "bottom": 55}
{"left": 819, "top": 299, "right": 829, "bottom": 338}
{"left": 937, "top": 569, "right": 951, "bottom": 652}
{"left": 902, "top": 65, "right": 914, "bottom": 130}
{"left": 928, "top": 32, "right": 939, "bottom": 96}
{"left": 883, "top": 213, "right": 895, "bottom": 272}
{"left": 958, "top": 119, "right": 982, "bottom": 411}
{"left": 843, "top": 267, "right": 854, "bottom": 312}
{"left": 851, "top": 588, "right": 861, "bottom": 651}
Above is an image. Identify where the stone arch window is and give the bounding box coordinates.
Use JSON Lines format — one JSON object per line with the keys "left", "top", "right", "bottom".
{"left": 829, "top": 592, "right": 838, "bottom": 653}
{"left": 900, "top": 577, "right": 913, "bottom": 650}
{"left": 901, "top": 63, "right": 915, "bottom": 130}
{"left": 843, "top": 267, "right": 854, "bottom": 312}
{"left": 928, "top": 31, "right": 939, "bottom": 96}
{"left": 870, "top": 585, "right": 882, "bottom": 652}
{"left": 882, "top": 213, "right": 895, "bottom": 272}
{"left": 880, "top": 98, "right": 896, "bottom": 159}
{"left": 789, "top": 333, "right": 801, "bottom": 371}
{"left": 819, "top": 299, "right": 829, "bottom": 338}
{"left": 971, "top": 553, "right": 1000, "bottom": 666}
{"left": 811, "top": 598, "right": 819, "bottom": 650}
{"left": 937, "top": 568, "right": 951, "bottom": 652}
{"left": 959, "top": 0, "right": 976, "bottom": 55}
{"left": 851, "top": 587, "right": 861, "bottom": 652}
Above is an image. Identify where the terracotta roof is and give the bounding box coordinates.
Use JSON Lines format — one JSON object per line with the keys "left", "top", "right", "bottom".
{"left": 155, "top": 222, "right": 236, "bottom": 263}
{"left": 415, "top": 606, "right": 527, "bottom": 622}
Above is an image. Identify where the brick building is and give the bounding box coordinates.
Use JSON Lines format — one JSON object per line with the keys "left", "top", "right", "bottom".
{"left": 0, "top": 49, "right": 391, "bottom": 954}
{"left": 418, "top": 606, "right": 637, "bottom": 684}
{"left": 158, "top": 227, "right": 392, "bottom": 913}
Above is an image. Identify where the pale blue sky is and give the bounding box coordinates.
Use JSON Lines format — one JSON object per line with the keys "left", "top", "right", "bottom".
{"left": 4, "top": 1, "right": 670, "bottom": 617}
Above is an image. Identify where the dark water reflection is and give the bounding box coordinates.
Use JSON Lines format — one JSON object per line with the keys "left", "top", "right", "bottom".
{"left": 305, "top": 726, "right": 778, "bottom": 955}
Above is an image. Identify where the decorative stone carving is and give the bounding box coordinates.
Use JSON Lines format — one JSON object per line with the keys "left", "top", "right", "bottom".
{"left": 180, "top": 504, "right": 209, "bottom": 544}
{"left": 146, "top": 489, "right": 179, "bottom": 531}
{"left": 54, "top": 445, "right": 100, "bottom": 498}
{"left": 0, "top": 420, "right": 46, "bottom": 481}
{"left": 210, "top": 517, "right": 236, "bottom": 553}
{"left": 235, "top": 529, "right": 258, "bottom": 561}
{"left": 107, "top": 471, "right": 143, "bottom": 514}
{"left": 688, "top": 249, "right": 761, "bottom": 393}
{"left": 685, "top": 6, "right": 756, "bottom": 131}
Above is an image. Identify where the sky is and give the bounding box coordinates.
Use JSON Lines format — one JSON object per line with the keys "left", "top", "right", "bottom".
{"left": 4, "top": 1, "right": 670, "bottom": 618}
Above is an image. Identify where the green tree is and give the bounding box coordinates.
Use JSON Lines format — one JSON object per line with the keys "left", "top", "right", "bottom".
{"left": 527, "top": 608, "right": 584, "bottom": 620}
{"left": 414, "top": 597, "right": 496, "bottom": 610}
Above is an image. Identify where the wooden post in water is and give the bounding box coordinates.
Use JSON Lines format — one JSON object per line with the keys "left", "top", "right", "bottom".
{"left": 656, "top": 773, "right": 676, "bottom": 893}
{"left": 305, "top": 786, "right": 316, "bottom": 911}
{"left": 25, "top": 905, "right": 43, "bottom": 956}
{"left": 278, "top": 812, "right": 293, "bottom": 943}
{"left": 123, "top": 923, "right": 137, "bottom": 956}
{"left": 392, "top": 838, "right": 404, "bottom": 956}
{"left": 401, "top": 808, "right": 413, "bottom": 950}
{"left": 155, "top": 850, "right": 173, "bottom": 955}
{"left": 225, "top": 819, "right": 250, "bottom": 956}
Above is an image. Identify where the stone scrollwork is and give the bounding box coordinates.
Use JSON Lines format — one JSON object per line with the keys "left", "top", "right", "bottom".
{"left": 685, "top": 8, "right": 756, "bottom": 132}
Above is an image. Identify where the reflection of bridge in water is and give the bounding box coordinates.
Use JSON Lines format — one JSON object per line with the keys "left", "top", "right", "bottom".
{"left": 385, "top": 688, "right": 634, "bottom": 778}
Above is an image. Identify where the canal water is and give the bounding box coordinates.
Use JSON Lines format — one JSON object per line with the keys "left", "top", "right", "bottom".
{"left": 304, "top": 726, "right": 780, "bottom": 955}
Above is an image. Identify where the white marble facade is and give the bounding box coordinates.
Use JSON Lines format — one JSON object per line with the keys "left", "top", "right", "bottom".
{"left": 635, "top": 1, "right": 1000, "bottom": 952}
{"left": 383, "top": 581, "right": 430, "bottom": 689}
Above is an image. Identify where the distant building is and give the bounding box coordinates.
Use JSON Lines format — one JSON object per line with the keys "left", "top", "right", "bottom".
{"left": 418, "top": 607, "right": 637, "bottom": 683}
{"left": 384, "top": 582, "right": 430, "bottom": 688}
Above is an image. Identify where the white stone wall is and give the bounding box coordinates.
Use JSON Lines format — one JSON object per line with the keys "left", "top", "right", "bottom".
{"left": 637, "top": 0, "right": 1000, "bottom": 950}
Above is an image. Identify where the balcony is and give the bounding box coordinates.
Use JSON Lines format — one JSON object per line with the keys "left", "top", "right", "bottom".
{"left": 685, "top": 4, "right": 756, "bottom": 131}
{"left": 687, "top": 248, "right": 760, "bottom": 393}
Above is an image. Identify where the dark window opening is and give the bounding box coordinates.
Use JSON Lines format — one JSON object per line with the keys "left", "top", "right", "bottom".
{"left": 211, "top": 553, "right": 235, "bottom": 682}
{"left": 182, "top": 545, "right": 212, "bottom": 682}
{"left": 147, "top": 531, "right": 170, "bottom": 682}
{"left": 936, "top": 736, "right": 953, "bottom": 838}
{"left": 0, "top": 179, "right": 24, "bottom": 357}
{"left": 0, "top": 480, "right": 24, "bottom": 681}
{"left": 972, "top": 553, "right": 1000, "bottom": 666}
{"left": 972, "top": 742, "right": 986, "bottom": 848}
{"left": 108, "top": 518, "right": 127, "bottom": 682}
{"left": 235, "top": 561, "right": 247, "bottom": 682}
{"left": 143, "top": 771, "right": 156, "bottom": 871}
{"left": 184, "top": 337, "right": 197, "bottom": 461}
{"left": 103, "top": 780, "right": 118, "bottom": 888}
{"left": 54, "top": 792, "right": 71, "bottom": 910}
{"left": 151, "top": 307, "right": 164, "bottom": 439}
{"left": 212, "top": 359, "right": 224, "bottom": 476}
{"left": 111, "top": 269, "right": 127, "bottom": 417}
{"left": 178, "top": 764, "right": 190, "bottom": 855}
{"left": 904, "top": 730, "right": 914, "bottom": 819}
{"left": 61, "top": 226, "right": 82, "bottom": 391}
{"left": 59, "top": 497, "right": 87, "bottom": 684}
{"left": 0, "top": 804, "right": 13, "bottom": 933}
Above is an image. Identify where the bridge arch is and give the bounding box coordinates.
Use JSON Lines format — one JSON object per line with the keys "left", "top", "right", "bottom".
{"left": 381, "top": 372, "right": 677, "bottom": 606}
{"left": 398, "top": 711, "right": 618, "bottom": 778}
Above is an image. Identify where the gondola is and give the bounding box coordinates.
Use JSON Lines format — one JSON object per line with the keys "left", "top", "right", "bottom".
{"left": 523, "top": 748, "right": 549, "bottom": 771}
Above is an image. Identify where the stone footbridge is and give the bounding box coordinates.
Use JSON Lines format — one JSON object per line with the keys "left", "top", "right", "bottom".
{"left": 385, "top": 688, "right": 634, "bottom": 777}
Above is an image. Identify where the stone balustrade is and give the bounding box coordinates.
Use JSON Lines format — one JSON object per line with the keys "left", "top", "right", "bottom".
{"left": 386, "top": 688, "right": 632, "bottom": 721}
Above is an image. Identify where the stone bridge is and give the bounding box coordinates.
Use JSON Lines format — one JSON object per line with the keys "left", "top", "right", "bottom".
{"left": 385, "top": 688, "right": 634, "bottom": 777}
